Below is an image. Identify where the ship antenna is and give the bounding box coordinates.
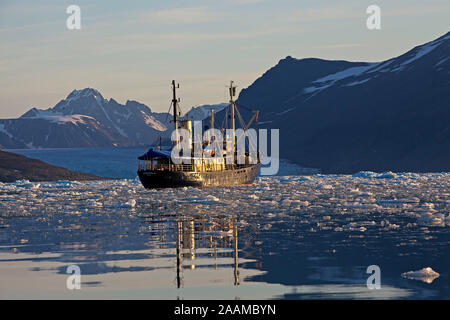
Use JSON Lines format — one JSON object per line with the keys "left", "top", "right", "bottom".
{"left": 172, "top": 80, "right": 180, "bottom": 145}
{"left": 229, "top": 81, "right": 237, "bottom": 154}
{"left": 210, "top": 109, "right": 215, "bottom": 138}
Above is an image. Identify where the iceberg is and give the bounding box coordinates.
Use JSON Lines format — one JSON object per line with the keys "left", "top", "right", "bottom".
{"left": 401, "top": 267, "right": 440, "bottom": 284}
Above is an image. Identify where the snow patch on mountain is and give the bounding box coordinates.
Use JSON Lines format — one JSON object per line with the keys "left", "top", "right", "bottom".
{"left": 0, "top": 124, "right": 13, "bottom": 138}
{"left": 345, "top": 78, "right": 371, "bottom": 87}
{"left": 398, "top": 35, "right": 447, "bottom": 69}
{"left": 303, "top": 33, "right": 449, "bottom": 94}
{"left": 140, "top": 111, "right": 167, "bottom": 131}
{"left": 304, "top": 63, "right": 378, "bottom": 93}
{"left": 317, "top": 64, "right": 378, "bottom": 83}
{"left": 22, "top": 109, "right": 97, "bottom": 125}
{"left": 435, "top": 56, "right": 449, "bottom": 67}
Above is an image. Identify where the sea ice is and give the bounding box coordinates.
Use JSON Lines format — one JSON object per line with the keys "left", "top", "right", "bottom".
{"left": 401, "top": 267, "right": 440, "bottom": 284}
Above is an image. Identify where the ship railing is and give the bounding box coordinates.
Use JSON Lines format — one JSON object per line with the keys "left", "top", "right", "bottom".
{"left": 138, "top": 161, "right": 194, "bottom": 172}
{"left": 138, "top": 160, "right": 256, "bottom": 173}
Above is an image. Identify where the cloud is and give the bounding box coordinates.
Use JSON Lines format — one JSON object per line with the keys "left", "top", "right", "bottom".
{"left": 383, "top": 5, "right": 446, "bottom": 17}
{"left": 313, "top": 43, "right": 365, "bottom": 49}
{"left": 223, "top": 0, "right": 267, "bottom": 4}
{"left": 282, "top": 3, "right": 448, "bottom": 23}
{"left": 143, "top": 6, "right": 224, "bottom": 25}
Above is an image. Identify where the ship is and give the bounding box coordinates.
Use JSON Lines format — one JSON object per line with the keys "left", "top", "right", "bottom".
{"left": 137, "top": 80, "right": 260, "bottom": 188}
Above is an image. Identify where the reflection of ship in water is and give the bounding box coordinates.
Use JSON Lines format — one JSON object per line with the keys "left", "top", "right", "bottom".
{"left": 175, "top": 218, "right": 240, "bottom": 288}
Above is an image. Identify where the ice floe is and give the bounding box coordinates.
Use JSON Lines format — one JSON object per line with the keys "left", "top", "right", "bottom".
{"left": 401, "top": 267, "right": 440, "bottom": 283}
{"left": 0, "top": 173, "right": 448, "bottom": 232}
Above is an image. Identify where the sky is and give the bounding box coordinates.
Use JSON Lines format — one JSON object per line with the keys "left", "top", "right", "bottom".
{"left": 0, "top": 0, "right": 449, "bottom": 118}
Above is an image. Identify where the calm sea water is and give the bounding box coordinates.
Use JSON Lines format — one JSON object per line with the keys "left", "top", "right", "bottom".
{"left": 0, "top": 148, "right": 448, "bottom": 299}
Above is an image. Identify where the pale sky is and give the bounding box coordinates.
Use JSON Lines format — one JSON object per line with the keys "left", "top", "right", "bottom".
{"left": 0, "top": 0, "right": 449, "bottom": 118}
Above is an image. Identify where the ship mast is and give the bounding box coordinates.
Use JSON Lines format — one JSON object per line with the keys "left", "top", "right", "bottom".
{"left": 210, "top": 109, "right": 215, "bottom": 143}
{"left": 172, "top": 80, "right": 180, "bottom": 144}
{"left": 176, "top": 220, "right": 183, "bottom": 289}
{"left": 229, "top": 81, "right": 237, "bottom": 154}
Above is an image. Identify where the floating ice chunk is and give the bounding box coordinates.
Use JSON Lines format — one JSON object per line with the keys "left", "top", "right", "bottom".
{"left": 205, "top": 195, "right": 219, "bottom": 202}
{"left": 385, "top": 223, "right": 400, "bottom": 230}
{"left": 317, "top": 184, "right": 333, "bottom": 190}
{"left": 13, "top": 180, "right": 31, "bottom": 187}
{"left": 176, "top": 195, "right": 219, "bottom": 204}
{"left": 43, "top": 180, "right": 82, "bottom": 189}
{"left": 115, "top": 199, "right": 136, "bottom": 208}
{"left": 419, "top": 203, "right": 435, "bottom": 209}
{"left": 56, "top": 180, "right": 80, "bottom": 185}
{"left": 358, "top": 191, "right": 374, "bottom": 197}
{"left": 246, "top": 194, "right": 259, "bottom": 200}
{"left": 86, "top": 199, "right": 103, "bottom": 207}
{"left": 13, "top": 179, "right": 31, "bottom": 185}
{"left": 377, "top": 172, "right": 397, "bottom": 179}
{"left": 260, "top": 200, "right": 278, "bottom": 206}
{"left": 278, "top": 177, "right": 297, "bottom": 184}
{"left": 11, "top": 180, "right": 41, "bottom": 190}
{"left": 396, "top": 172, "right": 420, "bottom": 179}
{"left": 345, "top": 203, "right": 381, "bottom": 210}
{"left": 418, "top": 212, "right": 445, "bottom": 226}
{"left": 353, "top": 171, "right": 377, "bottom": 178}
{"left": 377, "top": 198, "right": 420, "bottom": 205}
{"left": 126, "top": 199, "right": 136, "bottom": 208}
{"left": 352, "top": 171, "right": 398, "bottom": 179}
{"left": 401, "top": 267, "right": 440, "bottom": 283}
{"left": 262, "top": 223, "right": 272, "bottom": 230}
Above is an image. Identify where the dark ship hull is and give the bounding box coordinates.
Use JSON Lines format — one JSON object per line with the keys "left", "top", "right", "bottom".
{"left": 138, "top": 164, "right": 259, "bottom": 188}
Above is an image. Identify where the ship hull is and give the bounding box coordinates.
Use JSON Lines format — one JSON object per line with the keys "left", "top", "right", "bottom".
{"left": 138, "top": 164, "right": 260, "bottom": 188}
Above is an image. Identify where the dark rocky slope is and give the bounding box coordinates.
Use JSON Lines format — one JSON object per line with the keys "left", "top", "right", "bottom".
{"left": 0, "top": 150, "right": 102, "bottom": 182}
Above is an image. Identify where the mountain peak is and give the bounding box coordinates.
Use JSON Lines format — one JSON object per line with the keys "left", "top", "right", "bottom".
{"left": 278, "top": 56, "right": 298, "bottom": 64}
{"left": 66, "top": 88, "right": 104, "bottom": 100}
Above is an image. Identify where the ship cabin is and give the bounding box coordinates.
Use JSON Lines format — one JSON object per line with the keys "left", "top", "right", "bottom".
{"left": 137, "top": 147, "right": 256, "bottom": 174}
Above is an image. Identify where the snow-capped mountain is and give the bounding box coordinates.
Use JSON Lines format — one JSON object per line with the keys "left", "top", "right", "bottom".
{"left": 183, "top": 103, "right": 229, "bottom": 121}
{"left": 237, "top": 31, "right": 450, "bottom": 173}
{"left": 0, "top": 88, "right": 171, "bottom": 149}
